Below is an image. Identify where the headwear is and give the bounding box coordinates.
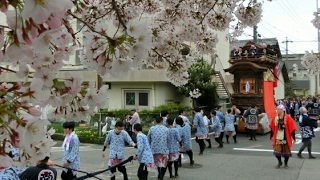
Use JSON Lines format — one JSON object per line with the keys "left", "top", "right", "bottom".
{"left": 276, "top": 104, "right": 286, "bottom": 111}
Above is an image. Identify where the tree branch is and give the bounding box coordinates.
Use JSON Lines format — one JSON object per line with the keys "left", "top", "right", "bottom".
{"left": 67, "top": 11, "right": 114, "bottom": 42}
{"left": 198, "top": 1, "right": 218, "bottom": 25}
{"left": 111, "top": 0, "right": 127, "bottom": 30}
{"left": 0, "top": 66, "right": 33, "bottom": 78}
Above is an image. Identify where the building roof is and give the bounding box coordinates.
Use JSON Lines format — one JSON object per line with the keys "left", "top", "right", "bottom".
{"left": 291, "top": 80, "right": 310, "bottom": 90}
{"left": 283, "top": 54, "right": 305, "bottom": 70}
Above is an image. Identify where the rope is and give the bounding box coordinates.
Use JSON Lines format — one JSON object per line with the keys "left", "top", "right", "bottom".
{"left": 54, "top": 164, "right": 102, "bottom": 180}
{"left": 55, "top": 156, "right": 134, "bottom": 180}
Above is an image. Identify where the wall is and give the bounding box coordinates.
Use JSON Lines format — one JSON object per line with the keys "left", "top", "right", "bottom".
{"left": 274, "top": 72, "right": 285, "bottom": 99}
{"left": 107, "top": 82, "right": 190, "bottom": 110}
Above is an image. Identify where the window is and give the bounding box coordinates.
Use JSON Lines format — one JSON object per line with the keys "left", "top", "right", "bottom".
{"left": 126, "top": 92, "right": 135, "bottom": 105}
{"left": 292, "top": 73, "right": 297, "bottom": 77}
{"left": 124, "top": 90, "right": 150, "bottom": 109}
{"left": 239, "top": 78, "right": 256, "bottom": 94}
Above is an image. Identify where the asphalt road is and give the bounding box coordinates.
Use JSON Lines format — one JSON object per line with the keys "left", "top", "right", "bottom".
{"left": 50, "top": 125, "right": 320, "bottom": 180}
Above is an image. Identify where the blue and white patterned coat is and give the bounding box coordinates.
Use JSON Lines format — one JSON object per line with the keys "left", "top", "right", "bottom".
{"left": 216, "top": 111, "right": 225, "bottom": 126}
{"left": 299, "top": 114, "right": 318, "bottom": 139}
{"left": 210, "top": 116, "right": 222, "bottom": 133}
{"left": 6, "top": 143, "right": 19, "bottom": 161}
{"left": 167, "top": 128, "right": 181, "bottom": 153}
{"left": 224, "top": 114, "right": 235, "bottom": 132}
{"left": 148, "top": 125, "right": 169, "bottom": 155}
{"left": 62, "top": 134, "right": 80, "bottom": 171}
{"left": 193, "top": 112, "right": 208, "bottom": 136}
{"left": 0, "top": 166, "right": 25, "bottom": 180}
{"left": 104, "top": 130, "right": 133, "bottom": 159}
{"left": 135, "top": 133, "right": 154, "bottom": 164}
{"left": 177, "top": 123, "right": 192, "bottom": 150}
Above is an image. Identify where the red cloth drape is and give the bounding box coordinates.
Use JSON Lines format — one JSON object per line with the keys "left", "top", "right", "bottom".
{"left": 273, "top": 66, "right": 278, "bottom": 87}
{"left": 263, "top": 81, "right": 276, "bottom": 118}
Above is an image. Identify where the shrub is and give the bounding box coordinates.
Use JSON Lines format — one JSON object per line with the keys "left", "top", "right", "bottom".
{"left": 49, "top": 104, "right": 195, "bottom": 144}
{"left": 100, "top": 103, "right": 193, "bottom": 127}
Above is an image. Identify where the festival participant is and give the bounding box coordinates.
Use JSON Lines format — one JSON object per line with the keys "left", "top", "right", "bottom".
{"left": 18, "top": 157, "right": 57, "bottom": 180}
{"left": 102, "top": 121, "right": 136, "bottom": 180}
{"left": 193, "top": 107, "right": 208, "bottom": 155}
{"left": 210, "top": 110, "right": 223, "bottom": 148}
{"left": 225, "top": 109, "right": 237, "bottom": 143}
{"left": 148, "top": 116, "right": 169, "bottom": 180}
{"left": 243, "top": 104, "right": 259, "bottom": 141}
{"left": 61, "top": 121, "right": 80, "bottom": 180}
{"left": 216, "top": 106, "right": 225, "bottom": 143}
{"left": 166, "top": 118, "right": 181, "bottom": 178}
{"left": 297, "top": 107, "right": 318, "bottom": 159}
{"left": 269, "top": 104, "right": 296, "bottom": 169}
{"left": 175, "top": 117, "right": 194, "bottom": 166}
{"left": 133, "top": 123, "right": 154, "bottom": 180}
{"left": 305, "top": 97, "right": 320, "bottom": 121}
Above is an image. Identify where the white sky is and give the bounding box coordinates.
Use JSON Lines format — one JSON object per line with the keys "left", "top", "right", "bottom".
{"left": 237, "top": 0, "right": 318, "bottom": 55}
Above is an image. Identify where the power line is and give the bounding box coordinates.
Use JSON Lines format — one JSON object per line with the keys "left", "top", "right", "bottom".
{"left": 260, "top": 20, "right": 318, "bottom": 47}
{"left": 277, "top": 0, "right": 315, "bottom": 34}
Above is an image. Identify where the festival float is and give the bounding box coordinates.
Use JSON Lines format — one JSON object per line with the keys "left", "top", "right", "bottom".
{"left": 225, "top": 41, "right": 279, "bottom": 134}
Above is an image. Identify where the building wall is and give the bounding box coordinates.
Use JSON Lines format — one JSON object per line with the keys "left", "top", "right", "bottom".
{"left": 274, "top": 72, "right": 285, "bottom": 99}
{"left": 107, "top": 82, "right": 190, "bottom": 110}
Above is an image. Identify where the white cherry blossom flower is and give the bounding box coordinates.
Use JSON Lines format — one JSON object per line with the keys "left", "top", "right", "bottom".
{"left": 21, "top": 0, "right": 73, "bottom": 24}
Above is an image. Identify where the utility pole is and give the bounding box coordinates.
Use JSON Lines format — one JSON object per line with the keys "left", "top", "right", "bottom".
{"left": 281, "top": 37, "right": 293, "bottom": 61}
{"left": 316, "top": 0, "right": 319, "bottom": 95}
{"left": 253, "top": 26, "right": 258, "bottom": 43}
{"left": 318, "top": 0, "right": 320, "bottom": 51}
{"left": 97, "top": 74, "right": 103, "bottom": 137}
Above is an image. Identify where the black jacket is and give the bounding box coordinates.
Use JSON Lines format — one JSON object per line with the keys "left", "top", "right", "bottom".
{"left": 19, "top": 163, "right": 57, "bottom": 180}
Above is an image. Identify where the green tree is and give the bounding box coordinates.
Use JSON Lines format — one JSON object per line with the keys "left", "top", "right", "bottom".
{"left": 177, "top": 59, "right": 218, "bottom": 111}
{"left": 285, "top": 78, "right": 296, "bottom": 98}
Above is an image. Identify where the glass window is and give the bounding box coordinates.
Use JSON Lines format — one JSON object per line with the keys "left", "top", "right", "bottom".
{"left": 139, "top": 93, "right": 148, "bottom": 106}
{"left": 125, "top": 92, "right": 135, "bottom": 105}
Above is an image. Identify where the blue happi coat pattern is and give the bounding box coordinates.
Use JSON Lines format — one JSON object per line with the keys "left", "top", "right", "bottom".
{"left": 299, "top": 114, "right": 318, "bottom": 139}
{"left": 136, "top": 133, "right": 154, "bottom": 164}
{"left": 148, "top": 125, "right": 169, "bottom": 154}
{"left": 224, "top": 114, "right": 235, "bottom": 132}
{"left": 62, "top": 134, "right": 80, "bottom": 170}
{"left": 210, "top": 116, "right": 222, "bottom": 133}
{"left": 177, "top": 123, "right": 192, "bottom": 150}
{"left": 104, "top": 130, "right": 133, "bottom": 159}
{"left": 7, "top": 143, "right": 19, "bottom": 161}
{"left": 193, "top": 112, "right": 208, "bottom": 136}
{"left": 167, "top": 128, "right": 181, "bottom": 153}
{"left": 0, "top": 166, "right": 25, "bottom": 180}
{"left": 216, "top": 111, "right": 225, "bottom": 127}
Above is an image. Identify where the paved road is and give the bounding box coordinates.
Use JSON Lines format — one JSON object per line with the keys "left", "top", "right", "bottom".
{"left": 51, "top": 125, "right": 320, "bottom": 180}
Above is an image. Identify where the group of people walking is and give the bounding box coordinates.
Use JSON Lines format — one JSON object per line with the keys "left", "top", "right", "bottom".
{"left": 3, "top": 99, "right": 320, "bottom": 180}
{"left": 103, "top": 108, "right": 195, "bottom": 180}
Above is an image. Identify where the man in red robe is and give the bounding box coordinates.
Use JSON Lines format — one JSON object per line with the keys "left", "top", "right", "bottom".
{"left": 269, "top": 104, "right": 296, "bottom": 169}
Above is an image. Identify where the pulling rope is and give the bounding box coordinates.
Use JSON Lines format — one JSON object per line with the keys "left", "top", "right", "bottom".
{"left": 54, "top": 156, "right": 134, "bottom": 180}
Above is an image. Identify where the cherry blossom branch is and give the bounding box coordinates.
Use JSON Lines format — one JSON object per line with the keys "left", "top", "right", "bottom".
{"left": 111, "top": 0, "right": 127, "bottom": 30}
{"left": 67, "top": 11, "right": 114, "bottom": 42}
{"left": 198, "top": 1, "right": 218, "bottom": 25}
{"left": 73, "top": 9, "right": 113, "bottom": 35}
{"left": 151, "top": 48, "right": 173, "bottom": 66}
{"left": 0, "top": 66, "right": 33, "bottom": 78}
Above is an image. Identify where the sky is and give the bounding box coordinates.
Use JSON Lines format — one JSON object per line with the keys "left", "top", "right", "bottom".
{"left": 237, "top": 0, "right": 319, "bottom": 55}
